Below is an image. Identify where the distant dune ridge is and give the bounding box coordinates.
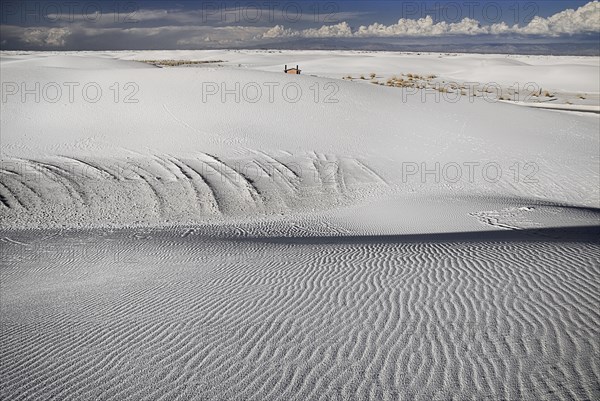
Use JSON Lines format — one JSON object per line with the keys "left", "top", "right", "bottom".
{"left": 0, "top": 51, "right": 599, "bottom": 400}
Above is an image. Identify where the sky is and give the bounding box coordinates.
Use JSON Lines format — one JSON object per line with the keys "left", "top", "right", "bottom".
{"left": 0, "top": 1, "right": 599, "bottom": 51}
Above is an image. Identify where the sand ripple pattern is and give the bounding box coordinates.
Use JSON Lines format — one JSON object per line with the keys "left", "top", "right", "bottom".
{"left": 1, "top": 228, "right": 599, "bottom": 400}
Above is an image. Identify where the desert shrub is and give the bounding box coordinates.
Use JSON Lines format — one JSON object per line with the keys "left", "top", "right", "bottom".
{"left": 141, "top": 59, "right": 223, "bottom": 67}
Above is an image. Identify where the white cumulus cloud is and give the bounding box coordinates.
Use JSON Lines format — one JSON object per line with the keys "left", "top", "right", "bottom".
{"left": 22, "top": 27, "right": 71, "bottom": 46}
{"left": 516, "top": 1, "right": 600, "bottom": 35}
{"left": 262, "top": 1, "right": 600, "bottom": 39}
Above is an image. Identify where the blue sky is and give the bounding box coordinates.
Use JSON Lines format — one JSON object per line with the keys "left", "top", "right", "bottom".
{"left": 3, "top": 1, "right": 592, "bottom": 25}
{"left": 1, "top": 1, "right": 598, "bottom": 51}
{"left": 135, "top": 1, "right": 592, "bottom": 25}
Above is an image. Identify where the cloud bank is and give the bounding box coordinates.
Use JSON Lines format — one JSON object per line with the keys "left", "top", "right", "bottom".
{"left": 1, "top": 2, "right": 598, "bottom": 50}
{"left": 264, "top": 2, "right": 600, "bottom": 39}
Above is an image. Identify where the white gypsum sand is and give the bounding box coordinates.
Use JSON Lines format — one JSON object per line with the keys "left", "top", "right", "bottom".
{"left": 0, "top": 51, "right": 599, "bottom": 400}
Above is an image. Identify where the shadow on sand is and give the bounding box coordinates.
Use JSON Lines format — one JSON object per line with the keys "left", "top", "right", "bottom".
{"left": 241, "top": 225, "right": 600, "bottom": 245}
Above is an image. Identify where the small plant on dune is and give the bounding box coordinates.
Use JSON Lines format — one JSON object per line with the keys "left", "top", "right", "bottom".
{"left": 578, "top": 94, "right": 586, "bottom": 99}
{"left": 370, "top": 73, "right": 376, "bottom": 79}
{"left": 141, "top": 59, "right": 223, "bottom": 67}
{"left": 360, "top": 75, "right": 366, "bottom": 80}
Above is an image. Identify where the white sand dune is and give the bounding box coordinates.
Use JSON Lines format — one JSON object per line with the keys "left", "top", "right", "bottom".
{"left": 1, "top": 52, "right": 598, "bottom": 229}
{"left": 1, "top": 51, "right": 599, "bottom": 400}
{"left": 1, "top": 227, "right": 599, "bottom": 400}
